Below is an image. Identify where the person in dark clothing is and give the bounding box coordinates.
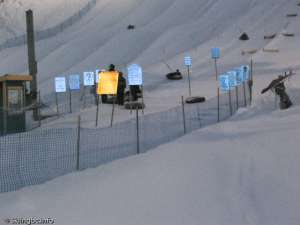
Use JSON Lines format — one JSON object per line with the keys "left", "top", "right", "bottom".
{"left": 130, "top": 85, "right": 141, "bottom": 101}
{"left": 90, "top": 84, "right": 98, "bottom": 105}
{"left": 117, "top": 72, "right": 126, "bottom": 105}
{"left": 101, "top": 64, "right": 116, "bottom": 103}
{"left": 261, "top": 75, "right": 293, "bottom": 110}
{"left": 166, "top": 69, "right": 182, "bottom": 80}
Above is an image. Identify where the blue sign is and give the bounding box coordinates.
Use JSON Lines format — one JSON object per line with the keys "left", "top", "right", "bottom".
{"left": 241, "top": 65, "right": 250, "bottom": 81}
{"left": 83, "top": 72, "right": 95, "bottom": 86}
{"left": 211, "top": 48, "right": 220, "bottom": 59}
{"left": 127, "top": 64, "right": 143, "bottom": 85}
{"left": 219, "top": 74, "right": 230, "bottom": 92}
{"left": 184, "top": 56, "right": 192, "bottom": 66}
{"left": 234, "top": 67, "right": 244, "bottom": 85}
{"left": 69, "top": 74, "right": 81, "bottom": 90}
{"left": 228, "top": 71, "right": 237, "bottom": 89}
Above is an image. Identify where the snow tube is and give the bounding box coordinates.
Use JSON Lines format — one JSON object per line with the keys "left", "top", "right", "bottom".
{"left": 124, "top": 102, "right": 145, "bottom": 110}
{"left": 166, "top": 72, "right": 183, "bottom": 80}
{"left": 185, "top": 96, "right": 206, "bottom": 104}
{"left": 239, "top": 32, "right": 249, "bottom": 41}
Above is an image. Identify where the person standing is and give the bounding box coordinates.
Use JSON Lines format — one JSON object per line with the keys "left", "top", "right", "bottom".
{"left": 101, "top": 64, "right": 116, "bottom": 103}
{"left": 117, "top": 72, "right": 126, "bottom": 105}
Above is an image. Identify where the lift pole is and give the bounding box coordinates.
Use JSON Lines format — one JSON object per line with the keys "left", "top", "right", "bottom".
{"left": 26, "top": 9, "right": 38, "bottom": 120}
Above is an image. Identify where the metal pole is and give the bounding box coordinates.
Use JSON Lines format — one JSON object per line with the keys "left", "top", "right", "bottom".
{"left": 95, "top": 95, "right": 99, "bottom": 127}
{"left": 235, "top": 86, "right": 239, "bottom": 110}
{"left": 38, "top": 91, "right": 41, "bottom": 127}
{"left": 26, "top": 10, "right": 38, "bottom": 120}
{"left": 196, "top": 104, "right": 202, "bottom": 128}
{"left": 2, "top": 81, "right": 7, "bottom": 135}
{"left": 214, "top": 59, "right": 218, "bottom": 81}
{"left": 110, "top": 95, "right": 116, "bottom": 127}
{"left": 181, "top": 96, "right": 187, "bottom": 134}
{"left": 69, "top": 90, "right": 72, "bottom": 113}
{"left": 187, "top": 66, "right": 192, "bottom": 96}
{"left": 228, "top": 90, "right": 233, "bottom": 116}
{"left": 243, "top": 81, "right": 247, "bottom": 107}
{"left": 76, "top": 115, "right": 81, "bottom": 171}
{"left": 250, "top": 58, "right": 253, "bottom": 105}
{"left": 136, "top": 108, "right": 140, "bottom": 154}
{"left": 55, "top": 92, "right": 59, "bottom": 117}
{"left": 217, "top": 87, "right": 220, "bottom": 122}
{"left": 129, "top": 86, "right": 133, "bottom": 114}
{"left": 83, "top": 86, "right": 86, "bottom": 109}
{"left": 141, "top": 85, "right": 145, "bottom": 114}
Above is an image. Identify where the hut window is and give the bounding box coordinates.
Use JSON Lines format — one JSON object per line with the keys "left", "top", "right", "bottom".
{"left": 7, "top": 87, "right": 23, "bottom": 114}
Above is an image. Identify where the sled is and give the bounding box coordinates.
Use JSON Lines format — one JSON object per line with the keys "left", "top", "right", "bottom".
{"left": 185, "top": 96, "right": 206, "bottom": 104}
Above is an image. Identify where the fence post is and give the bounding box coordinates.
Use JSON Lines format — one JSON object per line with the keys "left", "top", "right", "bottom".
{"left": 217, "top": 87, "right": 220, "bottom": 122}
{"left": 69, "top": 90, "right": 72, "bottom": 113}
{"left": 55, "top": 92, "right": 59, "bottom": 117}
{"left": 136, "top": 108, "right": 140, "bottom": 154}
{"left": 96, "top": 95, "right": 100, "bottom": 127}
{"left": 38, "top": 91, "right": 41, "bottom": 127}
{"left": 243, "top": 82, "right": 247, "bottom": 107}
{"left": 76, "top": 115, "right": 81, "bottom": 171}
{"left": 249, "top": 58, "right": 253, "bottom": 105}
{"left": 181, "top": 96, "right": 187, "bottom": 134}
{"left": 235, "top": 86, "right": 239, "bottom": 110}
{"left": 110, "top": 96, "right": 116, "bottom": 127}
{"left": 228, "top": 90, "right": 233, "bottom": 116}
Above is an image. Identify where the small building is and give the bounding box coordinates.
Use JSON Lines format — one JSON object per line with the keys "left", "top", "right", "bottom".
{"left": 0, "top": 74, "right": 32, "bottom": 135}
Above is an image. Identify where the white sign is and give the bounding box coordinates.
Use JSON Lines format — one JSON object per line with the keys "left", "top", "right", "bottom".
{"left": 127, "top": 64, "right": 143, "bottom": 85}
{"left": 55, "top": 77, "right": 66, "bottom": 93}
{"left": 95, "top": 69, "right": 104, "bottom": 83}
{"left": 184, "top": 56, "right": 192, "bottom": 66}
{"left": 69, "top": 74, "right": 81, "bottom": 90}
{"left": 83, "top": 72, "right": 95, "bottom": 86}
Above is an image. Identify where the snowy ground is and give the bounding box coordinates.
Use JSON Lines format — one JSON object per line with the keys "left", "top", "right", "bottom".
{"left": 1, "top": 97, "right": 300, "bottom": 225}
{"left": 1, "top": 0, "right": 300, "bottom": 224}
{"left": 0, "top": 0, "right": 89, "bottom": 43}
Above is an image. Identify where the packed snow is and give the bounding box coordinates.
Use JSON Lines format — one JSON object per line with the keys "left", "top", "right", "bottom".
{"left": 1, "top": 98, "right": 300, "bottom": 225}
{"left": 1, "top": 0, "right": 300, "bottom": 224}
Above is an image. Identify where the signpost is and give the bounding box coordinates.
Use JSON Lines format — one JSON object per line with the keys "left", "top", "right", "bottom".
{"left": 127, "top": 64, "right": 144, "bottom": 113}
{"left": 219, "top": 73, "right": 233, "bottom": 116}
{"left": 69, "top": 74, "right": 80, "bottom": 113}
{"left": 212, "top": 48, "right": 220, "bottom": 121}
{"left": 229, "top": 71, "right": 239, "bottom": 109}
{"left": 242, "top": 65, "right": 250, "bottom": 106}
{"left": 97, "top": 71, "right": 119, "bottom": 95}
{"left": 211, "top": 48, "right": 220, "bottom": 81}
{"left": 228, "top": 71, "right": 237, "bottom": 115}
{"left": 184, "top": 56, "right": 192, "bottom": 96}
{"left": 83, "top": 71, "right": 95, "bottom": 86}
{"left": 55, "top": 77, "right": 66, "bottom": 116}
{"left": 83, "top": 71, "right": 95, "bottom": 108}
{"left": 95, "top": 69, "right": 102, "bottom": 83}
{"left": 97, "top": 71, "right": 119, "bottom": 127}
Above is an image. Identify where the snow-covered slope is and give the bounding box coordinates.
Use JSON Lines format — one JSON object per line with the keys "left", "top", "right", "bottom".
{"left": 1, "top": 98, "right": 300, "bottom": 225}
{"left": 1, "top": 1, "right": 300, "bottom": 224}
{"left": 0, "top": 0, "right": 89, "bottom": 43}
{"left": 0, "top": 0, "right": 299, "bottom": 96}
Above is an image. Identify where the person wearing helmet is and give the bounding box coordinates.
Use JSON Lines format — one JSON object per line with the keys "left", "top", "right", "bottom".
{"left": 261, "top": 75, "right": 293, "bottom": 109}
